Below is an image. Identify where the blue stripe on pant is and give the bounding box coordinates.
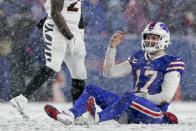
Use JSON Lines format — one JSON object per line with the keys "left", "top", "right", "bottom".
{"left": 69, "top": 84, "right": 164, "bottom": 124}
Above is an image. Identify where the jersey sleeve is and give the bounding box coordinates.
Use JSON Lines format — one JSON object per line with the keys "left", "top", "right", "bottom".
{"left": 165, "top": 57, "right": 185, "bottom": 76}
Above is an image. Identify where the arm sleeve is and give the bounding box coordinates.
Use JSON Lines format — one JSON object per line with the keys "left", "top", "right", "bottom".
{"left": 103, "top": 47, "right": 132, "bottom": 78}
{"left": 146, "top": 71, "right": 181, "bottom": 105}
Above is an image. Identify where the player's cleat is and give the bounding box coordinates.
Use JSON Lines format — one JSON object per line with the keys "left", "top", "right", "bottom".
{"left": 86, "top": 96, "right": 99, "bottom": 125}
{"left": 10, "top": 94, "right": 29, "bottom": 118}
{"left": 74, "top": 115, "right": 88, "bottom": 125}
{"left": 163, "top": 112, "right": 178, "bottom": 124}
{"left": 44, "top": 104, "right": 74, "bottom": 125}
{"left": 44, "top": 104, "right": 60, "bottom": 120}
{"left": 86, "top": 96, "right": 96, "bottom": 116}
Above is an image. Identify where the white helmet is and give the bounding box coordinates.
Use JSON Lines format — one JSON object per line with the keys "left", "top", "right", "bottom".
{"left": 141, "top": 22, "right": 170, "bottom": 53}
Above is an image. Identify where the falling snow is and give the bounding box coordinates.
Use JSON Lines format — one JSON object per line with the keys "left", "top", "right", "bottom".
{"left": 1, "top": 102, "right": 196, "bottom": 131}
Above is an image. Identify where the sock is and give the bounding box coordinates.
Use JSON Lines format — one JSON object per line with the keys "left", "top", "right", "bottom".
{"left": 23, "top": 66, "right": 56, "bottom": 99}
{"left": 71, "top": 78, "right": 85, "bottom": 104}
{"left": 66, "top": 110, "right": 75, "bottom": 119}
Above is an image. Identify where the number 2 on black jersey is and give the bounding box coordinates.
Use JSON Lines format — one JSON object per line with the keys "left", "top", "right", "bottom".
{"left": 67, "top": 2, "right": 79, "bottom": 12}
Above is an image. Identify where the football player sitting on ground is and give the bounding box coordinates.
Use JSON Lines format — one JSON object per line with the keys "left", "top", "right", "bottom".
{"left": 44, "top": 22, "right": 184, "bottom": 125}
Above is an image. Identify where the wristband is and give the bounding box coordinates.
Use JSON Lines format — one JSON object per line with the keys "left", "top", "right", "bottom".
{"left": 66, "top": 33, "right": 74, "bottom": 40}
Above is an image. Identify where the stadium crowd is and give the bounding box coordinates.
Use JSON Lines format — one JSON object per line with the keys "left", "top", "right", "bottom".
{"left": 0, "top": 0, "right": 195, "bottom": 101}
{"left": 83, "top": 0, "right": 195, "bottom": 36}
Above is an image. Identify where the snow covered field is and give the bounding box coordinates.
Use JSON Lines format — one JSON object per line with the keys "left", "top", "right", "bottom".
{"left": 0, "top": 102, "right": 196, "bottom": 131}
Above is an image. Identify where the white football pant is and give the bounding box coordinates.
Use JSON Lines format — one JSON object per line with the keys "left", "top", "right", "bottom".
{"left": 43, "top": 17, "right": 87, "bottom": 80}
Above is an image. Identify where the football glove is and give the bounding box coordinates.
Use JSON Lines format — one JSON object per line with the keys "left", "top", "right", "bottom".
{"left": 67, "top": 37, "right": 76, "bottom": 56}
{"left": 79, "top": 29, "right": 85, "bottom": 40}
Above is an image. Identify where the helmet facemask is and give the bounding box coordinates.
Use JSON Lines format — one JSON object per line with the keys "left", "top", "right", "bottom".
{"left": 142, "top": 33, "right": 162, "bottom": 53}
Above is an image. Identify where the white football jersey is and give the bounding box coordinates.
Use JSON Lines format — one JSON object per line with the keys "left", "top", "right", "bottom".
{"left": 44, "top": 0, "right": 82, "bottom": 25}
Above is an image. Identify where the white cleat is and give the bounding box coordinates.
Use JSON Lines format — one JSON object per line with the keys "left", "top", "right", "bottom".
{"left": 10, "top": 94, "right": 29, "bottom": 118}
{"left": 44, "top": 104, "right": 74, "bottom": 125}
{"left": 74, "top": 115, "right": 88, "bottom": 125}
{"left": 57, "top": 112, "right": 74, "bottom": 125}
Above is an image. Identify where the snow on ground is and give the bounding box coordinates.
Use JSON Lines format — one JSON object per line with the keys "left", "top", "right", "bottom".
{"left": 0, "top": 102, "right": 196, "bottom": 131}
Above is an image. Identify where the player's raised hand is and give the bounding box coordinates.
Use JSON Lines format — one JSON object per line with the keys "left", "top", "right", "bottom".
{"left": 110, "top": 31, "right": 126, "bottom": 48}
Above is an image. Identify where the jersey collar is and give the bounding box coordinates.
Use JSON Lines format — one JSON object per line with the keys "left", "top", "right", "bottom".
{"left": 145, "top": 52, "right": 166, "bottom": 61}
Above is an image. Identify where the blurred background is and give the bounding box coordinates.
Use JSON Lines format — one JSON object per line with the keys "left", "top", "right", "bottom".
{"left": 0, "top": 0, "right": 196, "bottom": 102}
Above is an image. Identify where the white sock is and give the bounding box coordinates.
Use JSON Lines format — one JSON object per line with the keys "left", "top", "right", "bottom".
{"left": 95, "top": 112, "right": 100, "bottom": 124}
{"left": 66, "top": 110, "right": 75, "bottom": 119}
